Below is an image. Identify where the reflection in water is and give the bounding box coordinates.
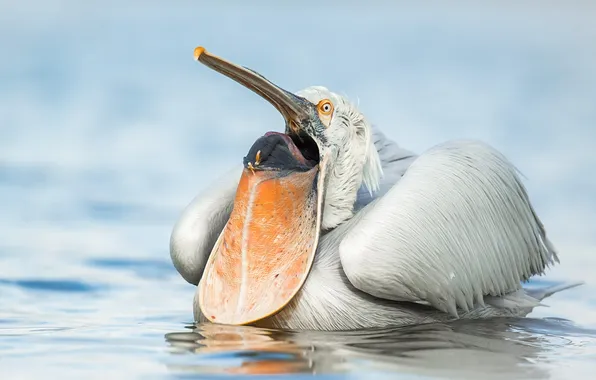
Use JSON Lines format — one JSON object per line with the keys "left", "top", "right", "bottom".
{"left": 166, "top": 324, "right": 312, "bottom": 375}
{"left": 165, "top": 318, "right": 596, "bottom": 378}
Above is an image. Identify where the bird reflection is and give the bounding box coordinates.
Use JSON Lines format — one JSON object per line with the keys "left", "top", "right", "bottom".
{"left": 165, "top": 324, "right": 312, "bottom": 375}
{"left": 164, "top": 317, "right": 594, "bottom": 378}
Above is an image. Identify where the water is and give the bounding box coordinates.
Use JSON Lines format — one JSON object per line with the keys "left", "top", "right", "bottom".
{"left": 1, "top": 2, "right": 596, "bottom": 379}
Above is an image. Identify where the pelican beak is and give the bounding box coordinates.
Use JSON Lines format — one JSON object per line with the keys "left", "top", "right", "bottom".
{"left": 193, "top": 47, "right": 310, "bottom": 134}
{"left": 194, "top": 47, "right": 329, "bottom": 325}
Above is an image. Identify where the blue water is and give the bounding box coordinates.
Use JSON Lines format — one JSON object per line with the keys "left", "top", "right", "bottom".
{"left": 1, "top": 2, "right": 596, "bottom": 379}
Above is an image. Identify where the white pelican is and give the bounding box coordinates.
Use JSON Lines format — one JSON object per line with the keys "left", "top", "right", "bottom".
{"left": 170, "top": 47, "right": 581, "bottom": 331}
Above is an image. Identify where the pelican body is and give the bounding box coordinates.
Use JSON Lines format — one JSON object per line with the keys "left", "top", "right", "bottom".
{"left": 170, "top": 47, "right": 580, "bottom": 331}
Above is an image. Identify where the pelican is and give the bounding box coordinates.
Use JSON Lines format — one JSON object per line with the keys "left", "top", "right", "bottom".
{"left": 170, "top": 47, "right": 581, "bottom": 331}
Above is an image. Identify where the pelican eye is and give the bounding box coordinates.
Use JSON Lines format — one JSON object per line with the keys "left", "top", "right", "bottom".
{"left": 317, "top": 99, "right": 334, "bottom": 116}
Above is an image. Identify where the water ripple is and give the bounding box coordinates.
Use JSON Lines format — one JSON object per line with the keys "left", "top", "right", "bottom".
{"left": 163, "top": 319, "right": 596, "bottom": 378}
{"left": 87, "top": 258, "right": 175, "bottom": 279}
{"left": 0, "top": 278, "right": 101, "bottom": 293}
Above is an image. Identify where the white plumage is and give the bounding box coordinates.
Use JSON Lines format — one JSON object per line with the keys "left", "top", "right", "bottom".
{"left": 340, "top": 139, "right": 558, "bottom": 317}
{"left": 170, "top": 86, "right": 579, "bottom": 331}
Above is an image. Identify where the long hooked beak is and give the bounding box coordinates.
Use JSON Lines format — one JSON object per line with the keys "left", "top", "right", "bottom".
{"left": 194, "top": 47, "right": 308, "bottom": 134}
{"left": 193, "top": 46, "right": 328, "bottom": 326}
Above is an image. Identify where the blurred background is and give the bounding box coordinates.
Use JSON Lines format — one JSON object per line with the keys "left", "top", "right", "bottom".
{"left": 1, "top": 1, "right": 595, "bottom": 378}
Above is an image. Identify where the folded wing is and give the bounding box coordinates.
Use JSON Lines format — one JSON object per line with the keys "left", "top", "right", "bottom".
{"left": 170, "top": 166, "right": 241, "bottom": 285}
{"left": 340, "top": 140, "right": 559, "bottom": 316}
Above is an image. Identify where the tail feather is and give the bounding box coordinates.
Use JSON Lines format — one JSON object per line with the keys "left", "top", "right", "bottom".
{"left": 525, "top": 281, "right": 584, "bottom": 301}
{"left": 484, "top": 282, "right": 584, "bottom": 311}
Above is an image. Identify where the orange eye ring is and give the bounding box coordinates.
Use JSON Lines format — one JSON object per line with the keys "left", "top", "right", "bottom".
{"left": 317, "top": 99, "right": 334, "bottom": 116}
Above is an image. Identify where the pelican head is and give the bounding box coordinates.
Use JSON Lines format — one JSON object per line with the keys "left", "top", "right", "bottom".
{"left": 193, "top": 47, "right": 382, "bottom": 326}
{"left": 293, "top": 86, "right": 383, "bottom": 229}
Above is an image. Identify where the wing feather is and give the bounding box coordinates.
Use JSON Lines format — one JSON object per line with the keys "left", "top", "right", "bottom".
{"left": 340, "top": 140, "right": 559, "bottom": 316}
{"left": 170, "top": 166, "right": 240, "bottom": 285}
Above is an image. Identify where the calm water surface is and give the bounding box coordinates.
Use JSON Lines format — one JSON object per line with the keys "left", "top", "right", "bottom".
{"left": 1, "top": 2, "right": 596, "bottom": 379}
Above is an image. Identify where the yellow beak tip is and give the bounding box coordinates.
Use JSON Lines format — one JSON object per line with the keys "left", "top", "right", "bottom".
{"left": 194, "top": 46, "right": 206, "bottom": 61}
